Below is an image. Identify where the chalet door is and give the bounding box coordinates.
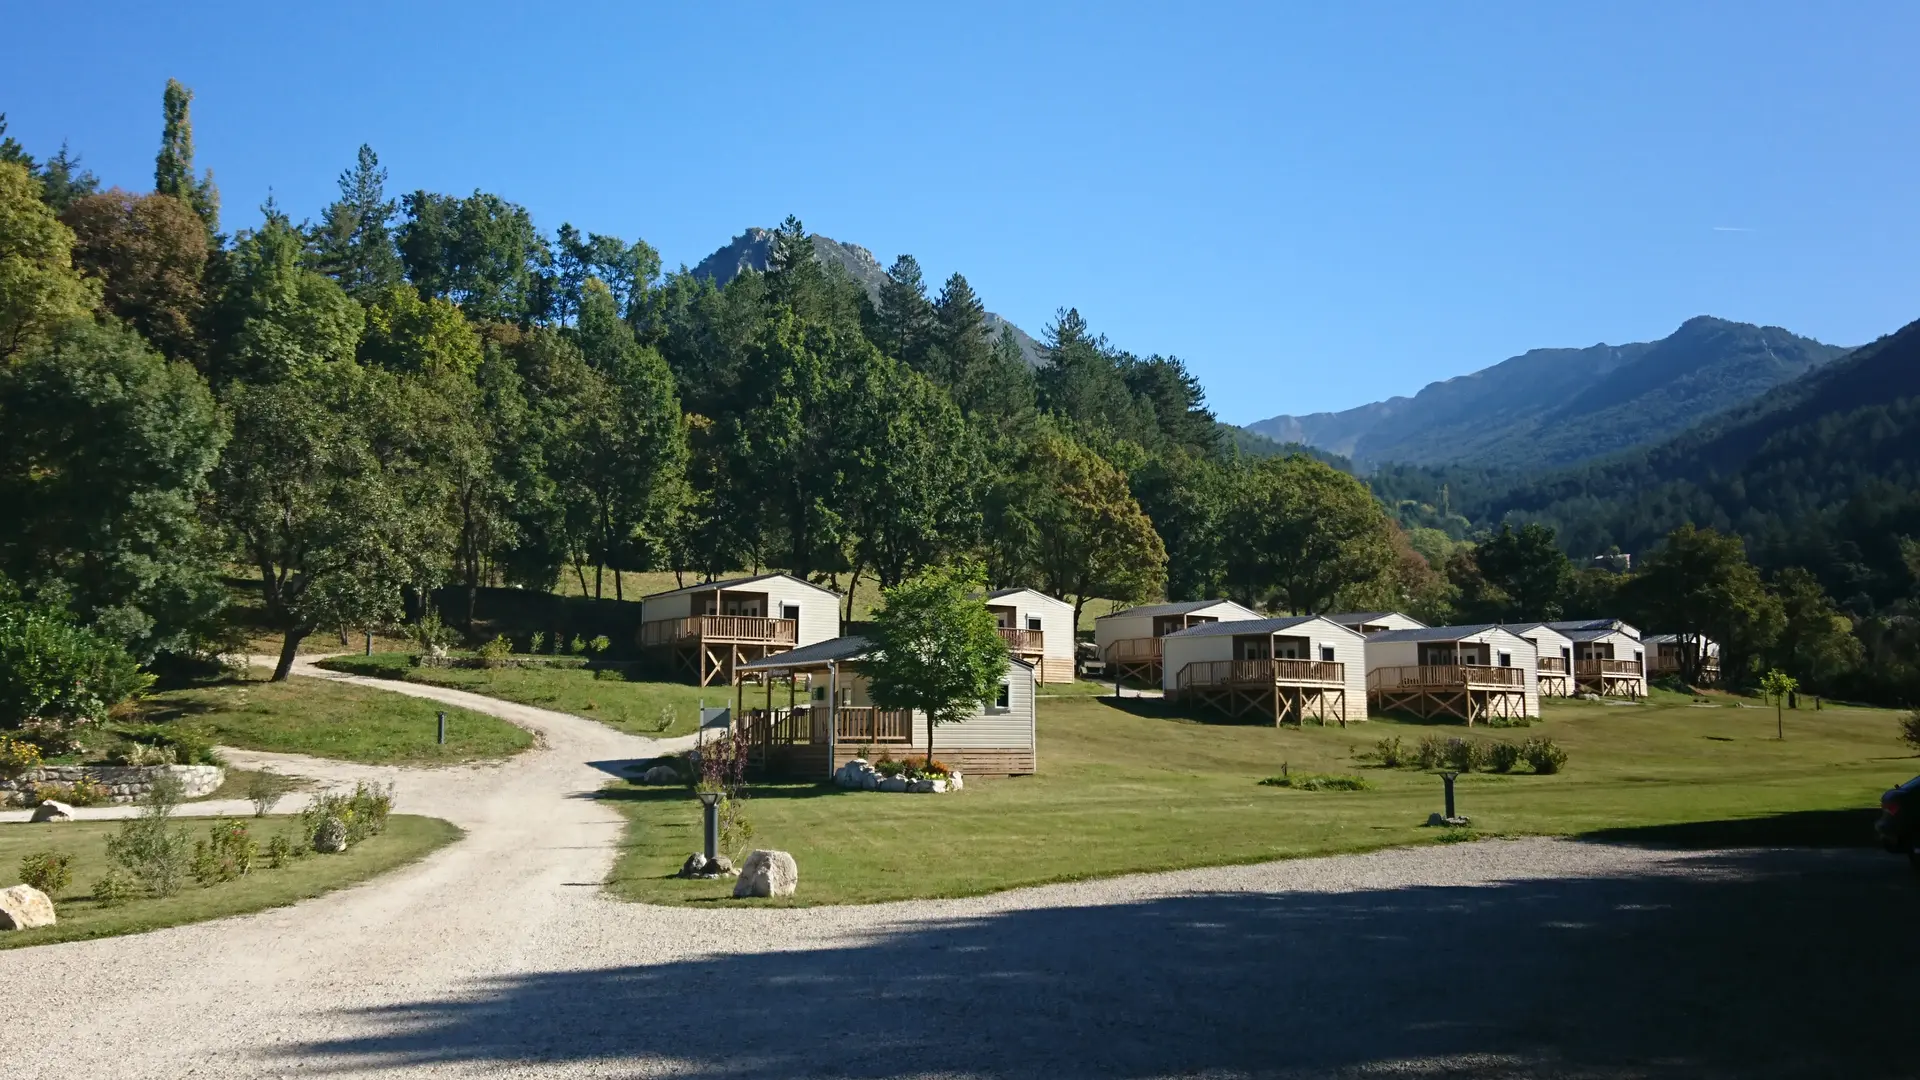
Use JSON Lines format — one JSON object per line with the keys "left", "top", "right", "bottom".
{"left": 1239, "top": 637, "right": 1271, "bottom": 661}
{"left": 1421, "top": 645, "right": 1455, "bottom": 666}
{"left": 1275, "top": 641, "right": 1300, "bottom": 659}
{"left": 724, "top": 599, "right": 760, "bottom": 617}
{"left": 781, "top": 603, "right": 800, "bottom": 622}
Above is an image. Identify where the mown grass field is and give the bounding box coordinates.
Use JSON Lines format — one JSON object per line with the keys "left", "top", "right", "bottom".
{"left": 140, "top": 673, "right": 533, "bottom": 765}
{"left": 317, "top": 654, "right": 714, "bottom": 739}
{"left": 604, "top": 690, "right": 1912, "bottom": 906}
{"left": 0, "top": 814, "right": 460, "bottom": 948}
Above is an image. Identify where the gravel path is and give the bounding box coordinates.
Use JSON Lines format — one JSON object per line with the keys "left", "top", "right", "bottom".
{"left": 0, "top": 660, "right": 1909, "bottom": 1077}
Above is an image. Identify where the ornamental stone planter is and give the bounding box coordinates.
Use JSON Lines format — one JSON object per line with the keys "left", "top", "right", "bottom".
{"left": 0, "top": 764, "right": 224, "bottom": 805}
{"left": 832, "top": 759, "right": 961, "bottom": 794}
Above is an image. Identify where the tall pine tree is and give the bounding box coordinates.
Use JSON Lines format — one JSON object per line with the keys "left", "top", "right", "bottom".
{"left": 153, "top": 80, "right": 220, "bottom": 241}
{"left": 311, "top": 144, "right": 403, "bottom": 299}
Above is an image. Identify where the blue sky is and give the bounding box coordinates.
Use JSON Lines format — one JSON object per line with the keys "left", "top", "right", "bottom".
{"left": 5, "top": 2, "right": 1915, "bottom": 422}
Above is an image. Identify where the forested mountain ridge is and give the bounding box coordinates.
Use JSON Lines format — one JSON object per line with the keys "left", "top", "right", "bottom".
{"left": 692, "top": 227, "right": 1044, "bottom": 367}
{"left": 1245, "top": 317, "right": 1850, "bottom": 469}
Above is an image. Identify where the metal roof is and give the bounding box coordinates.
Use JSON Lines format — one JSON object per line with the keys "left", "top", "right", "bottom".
{"left": 984, "top": 587, "right": 1068, "bottom": 604}
{"left": 640, "top": 573, "right": 840, "bottom": 602}
{"left": 1096, "top": 599, "right": 1253, "bottom": 620}
{"left": 1163, "top": 616, "right": 1332, "bottom": 639}
{"left": 1364, "top": 623, "right": 1516, "bottom": 644}
{"left": 735, "top": 635, "right": 873, "bottom": 671}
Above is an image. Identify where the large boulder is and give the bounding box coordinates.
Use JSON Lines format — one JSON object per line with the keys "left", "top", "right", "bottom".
{"left": 732, "top": 849, "right": 798, "bottom": 899}
{"left": 313, "top": 816, "right": 348, "bottom": 853}
{"left": 639, "top": 765, "right": 681, "bottom": 785}
{"left": 878, "top": 776, "right": 908, "bottom": 793}
{"left": 29, "top": 800, "right": 73, "bottom": 823}
{"left": 0, "top": 884, "right": 55, "bottom": 930}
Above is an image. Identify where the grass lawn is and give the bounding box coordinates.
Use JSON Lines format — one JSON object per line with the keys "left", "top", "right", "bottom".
{"left": 140, "top": 673, "right": 534, "bottom": 765}
{"left": 317, "top": 653, "right": 717, "bottom": 738}
{"left": 604, "top": 692, "right": 1914, "bottom": 906}
{"left": 0, "top": 814, "right": 460, "bottom": 948}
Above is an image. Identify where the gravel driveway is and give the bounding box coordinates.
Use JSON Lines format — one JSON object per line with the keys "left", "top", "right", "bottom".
{"left": 1, "top": 660, "right": 1911, "bottom": 1078}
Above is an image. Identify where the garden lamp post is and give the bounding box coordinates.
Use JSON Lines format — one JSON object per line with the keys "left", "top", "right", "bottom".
{"left": 696, "top": 791, "right": 721, "bottom": 863}
{"left": 437, "top": 711, "right": 446, "bottom": 745}
{"left": 1440, "top": 771, "right": 1459, "bottom": 820}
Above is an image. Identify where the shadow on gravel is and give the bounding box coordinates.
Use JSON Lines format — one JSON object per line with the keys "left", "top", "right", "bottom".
{"left": 1581, "top": 807, "right": 1881, "bottom": 849}
{"left": 283, "top": 847, "right": 1916, "bottom": 1078}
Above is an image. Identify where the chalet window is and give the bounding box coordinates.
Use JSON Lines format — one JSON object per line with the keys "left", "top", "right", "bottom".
{"left": 1026, "top": 615, "right": 1042, "bottom": 632}
{"left": 986, "top": 681, "right": 1011, "bottom": 713}
{"left": 1561, "top": 646, "right": 1572, "bottom": 661}
{"left": 1498, "top": 652, "right": 1512, "bottom": 667}
{"left": 1320, "top": 645, "right": 1335, "bottom": 663}
{"left": 781, "top": 603, "right": 800, "bottom": 622}
{"left": 811, "top": 686, "right": 826, "bottom": 702}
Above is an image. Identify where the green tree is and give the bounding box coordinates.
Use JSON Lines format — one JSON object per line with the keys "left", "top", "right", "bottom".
{"left": 1759, "top": 668, "right": 1798, "bottom": 740}
{"left": 310, "top": 144, "right": 403, "bottom": 299}
{"left": 35, "top": 143, "right": 99, "bottom": 213}
{"left": 870, "top": 254, "right": 935, "bottom": 371}
{"left": 398, "top": 190, "right": 547, "bottom": 324}
{"left": 0, "top": 320, "right": 227, "bottom": 657}
{"left": 863, "top": 563, "right": 1010, "bottom": 763}
{"left": 1131, "top": 448, "right": 1229, "bottom": 601}
{"left": 1224, "top": 455, "right": 1398, "bottom": 615}
{"left": 1472, "top": 522, "right": 1573, "bottom": 621}
{"left": 549, "top": 224, "right": 659, "bottom": 323}
{"left": 0, "top": 162, "right": 98, "bottom": 362}
{"left": 359, "top": 284, "right": 482, "bottom": 378}
{"left": 991, "top": 428, "right": 1168, "bottom": 635}
{"left": 213, "top": 364, "right": 451, "bottom": 680}
{"left": 206, "top": 207, "right": 364, "bottom": 384}
{"left": 846, "top": 361, "right": 984, "bottom": 595}
{"left": 0, "top": 582, "right": 152, "bottom": 754}
{"left": 153, "top": 79, "right": 219, "bottom": 240}
{"left": 1621, "top": 524, "right": 1784, "bottom": 686}
{"left": 1769, "top": 567, "right": 1863, "bottom": 691}
{"left": 61, "top": 189, "right": 208, "bottom": 363}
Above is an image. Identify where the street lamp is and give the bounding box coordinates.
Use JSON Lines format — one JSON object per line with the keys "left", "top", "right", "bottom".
{"left": 696, "top": 791, "right": 721, "bottom": 863}
{"left": 1440, "top": 771, "right": 1459, "bottom": 821}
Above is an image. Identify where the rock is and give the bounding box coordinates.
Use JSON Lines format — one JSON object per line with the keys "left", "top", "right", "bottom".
{"left": 878, "top": 776, "right": 908, "bottom": 793}
{"left": 0, "top": 884, "right": 55, "bottom": 930}
{"left": 834, "top": 759, "right": 879, "bottom": 789}
{"left": 909, "top": 779, "right": 935, "bottom": 794}
{"left": 708, "top": 855, "right": 735, "bottom": 876}
{"left": 639, "top": 765, "right": 681, "bottom": 785}
{"left": 732, "top": 849, "right": 798, "bottom": 899}
{"left": 928, "top": 779, "right": 948, "bottom": 794}
{"left": 29, "top": 800, "right": 73, "bottom": 823}
{"left": 313, "top": 816, "right": 348, "bottom": 853}
{"left": 679, "top": 853, "right": 711, "bottom": 878}
{"left": 1426, "top": 813, "right": 1471, "bottom": 828}
{"left": 860, "top": 772, "right": 879, "bottom": 791}
{"left": 948, "top": 773, "right": 964, "bottom": 791}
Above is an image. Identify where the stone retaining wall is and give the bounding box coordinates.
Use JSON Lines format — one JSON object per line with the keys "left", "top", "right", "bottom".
{"left": 0, "top": 764, "right": 225, "bottom": 804}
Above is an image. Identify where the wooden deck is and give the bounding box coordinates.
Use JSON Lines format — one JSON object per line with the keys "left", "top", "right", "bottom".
{"left": 1367, "top": 664, "right": 1529, "bottom": 724}
{"left": 1575, "top": 658, "right": 1643, "bottom": 698}
{"left": 1536, "top": 656, "right": 1571, "bottom": 697}
{"left": 996, "top": 626, "right": 1044, "bottom": 655}
{"left": 640, "top": 615, "right": 799, "bottom": 686}
{"left": 732, "top": 703, "right": 1036, "bottom": 778}
{"left": 1105, "top": 637, "right": 1162, "bottom": 684}
{"left": 1172, "top": 659, "right": 1352, "bottom": 726}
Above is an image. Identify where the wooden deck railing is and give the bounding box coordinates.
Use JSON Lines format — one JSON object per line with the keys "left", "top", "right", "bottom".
{"left": 1179, "top": 658, "right": 1345, "bottom": 689}
{"left": 736, "top": 707, "right": 823, "bottom": 747}
{"left": 1576, "top": 658, "right": 1642, "bottom": 678}
{"left": 997, "top": 627, "right": 1044, "bottom": 653}
{"left": 830, "top": 706, "right": 914, "bottom": 744}
{"left": 1537, "top": 657, "right": 1567, "bottom": 673}
{"left": 641, "top": 615, "right": 799, "bottom": 648}
{"left": 1367, "top": 664, "right": 1528, "bottom": 691}
{"left": 1105, "top": 637, "right": 1163, "bottom": 663}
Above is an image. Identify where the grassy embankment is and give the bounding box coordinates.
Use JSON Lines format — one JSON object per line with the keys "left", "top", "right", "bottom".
{"left": 604, "top": 689, "right": 1910, "bottom": 906}
{"left": 0, "top": 814, "right": 460, "bottom": 948}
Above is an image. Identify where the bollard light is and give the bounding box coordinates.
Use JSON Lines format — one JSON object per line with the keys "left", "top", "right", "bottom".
{"left": 1440, "top": 771, "right": 1459, "bottom": 820}
{"left": 437, "top": 710, "right": 446, "bottom": 746}
{"left": 696, "top": 791, "right": 721, "bottom": 862}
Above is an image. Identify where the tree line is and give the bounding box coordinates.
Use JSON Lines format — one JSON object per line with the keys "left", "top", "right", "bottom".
{"left": 0, "top": 84, "right": 1442, "bottom": 701}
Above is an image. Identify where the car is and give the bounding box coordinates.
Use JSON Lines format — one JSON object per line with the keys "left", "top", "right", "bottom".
{"left": 1874, "top": 774, "right": 1920, "bottom": 870}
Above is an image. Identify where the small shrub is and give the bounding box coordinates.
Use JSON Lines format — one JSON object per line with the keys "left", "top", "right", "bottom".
{"left": 874, "top": 757, "right": 904, "bottom": 778}
{"left": 1260, "top": 773, "right": 1372, "bottom": 791}
{"left": 247, "top": 771, "right": 292, "bottom": 817}
{"left": 528, "top": 631, "right": 547, "bottom": 655}
{"left": 191, "top": 819, "right": 258, "bottom": 886}
{"left": 93, "top": 868, "right": 135, "bottom": 906}
{"left": 589, "top": 634, "right": 611, "bottom": 655}
{"left": 1901, "top": 710, "right": 1920, "bottom": 752}
{"left": 1413, "top": 736, "right": 1448, "bottom": 770}
{"left": 593, "top": 667, "right": 624, "bottom": 681}
{"left": 30, "top": 778, "right": 108, "bottom": 807}
{"left": 1486, "top": 714, "right": 1534, "bottom": 729}
{"left": 412, "top": 612, "right": 453, "bottom": 653}
{"left": 0, "top": 735, "right": 42, "bottom": 779}
{"left": 650, "top": 705, "right": 675, "bottom": 733}
{"left": 1374, "top": 736, "right": 1405, "bottom": 768}
{"left": 569, "top": 634, "right": 588, "bottom": 655}
{"left": 301, "top": 781, "right": 395, "bottom": 849}
{"left": 1522, "top": 737, "right": 1569, "bottom": 775}
{"left": 19, "top": 850, "right": 74, "bottom": 895}
{"left": 1442, "top": 738, "right": 1488, "bottom": 773}
{"left": 105, "top": 771, "right": 190, "bottom": 897}
{"left": 1488, "top": 741, "right": 1523, "bottom": 773}
{"left": 476, "top": 635, "right": 512, "bottom": 669}
{"left": 266, "top": 832, "right": 296, "bottom": 869}
{"left": 110, "top": 740, "right": 174, "bottom": 767}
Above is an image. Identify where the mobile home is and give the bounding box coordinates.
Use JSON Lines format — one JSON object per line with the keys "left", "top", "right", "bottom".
{"left": 1093, "top": 599, "right": 1262, "bottom": 683}
{"left": 1545, "top": 619, "right": 1646, "bottom": 698}
{"left": 1645, "top": 633, "right": 1720, "bottom": 685}
{"left": 1161, "top": 616, "right": 1368, "bottom": 726}
{"left": 1364, "top": 624, "right": 1540, "bottom": 723}
{"left": 1510, "top": 622, "right": 1576, "bottom": 697}
{"left": 983, "top": 588, "right": 1077, "bottom": 684}
{"left": 638, "top": 573, "right": 841, "bottom": 686}
{"left": 1328, "top": 611, "right": 1429, "bottom": 634}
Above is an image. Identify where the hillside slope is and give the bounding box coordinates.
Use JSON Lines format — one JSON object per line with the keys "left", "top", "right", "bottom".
{"left": 1246, "top": 317, "right": 1848, "bottom": 469}
{"left": 691, "top": 228, "right": 1044, "bottom": 366}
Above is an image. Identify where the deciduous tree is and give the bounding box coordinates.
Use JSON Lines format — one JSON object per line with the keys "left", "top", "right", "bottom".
{"left": 206, "top": 208, "right": 364, "bottom": 384}
{"left": 153, "top": 79, "right": 219, "bottom": 241}
{"left": 864, "top": 563, "right": 1010, "bottom": 764}
{"left": 62, "top": 189, "right": 207, "bottom": 362}
{"left": 1224, "top": 455, "right": 1397, "bottom": 615}
{"left": 0, "top": 162, "right": 98, "bottom": 362}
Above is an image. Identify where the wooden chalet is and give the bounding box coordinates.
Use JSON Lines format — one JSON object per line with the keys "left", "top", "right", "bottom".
{"left": 1328, "top": 611, "right": 1429, "bottom": 634}
{"left": 1093, "top": 599, "right": 1262, "bottom": 684}
{"left": 1510, "top": 622, "right": 1576, "bottom": 698}
{"left": 1364, "top": 624, "right": 1540, "bottom": 724}
{"left": 729, "top": 636, "right": 1037, "bottom": 779}
{"left": 1645, "top": 633, "right": 1721, "bottom": 684}
{"left": 637, "top": 574, "right": 840, "bottom": 686}
{"left": 1161, "top": 616, "right": 1368, "bottom": 726}
{"left": 1543, "top": 619, "right": 1646, "bottom": 698}
{"left": 983, "top": 588, "right": 1076, "bottom": 683}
